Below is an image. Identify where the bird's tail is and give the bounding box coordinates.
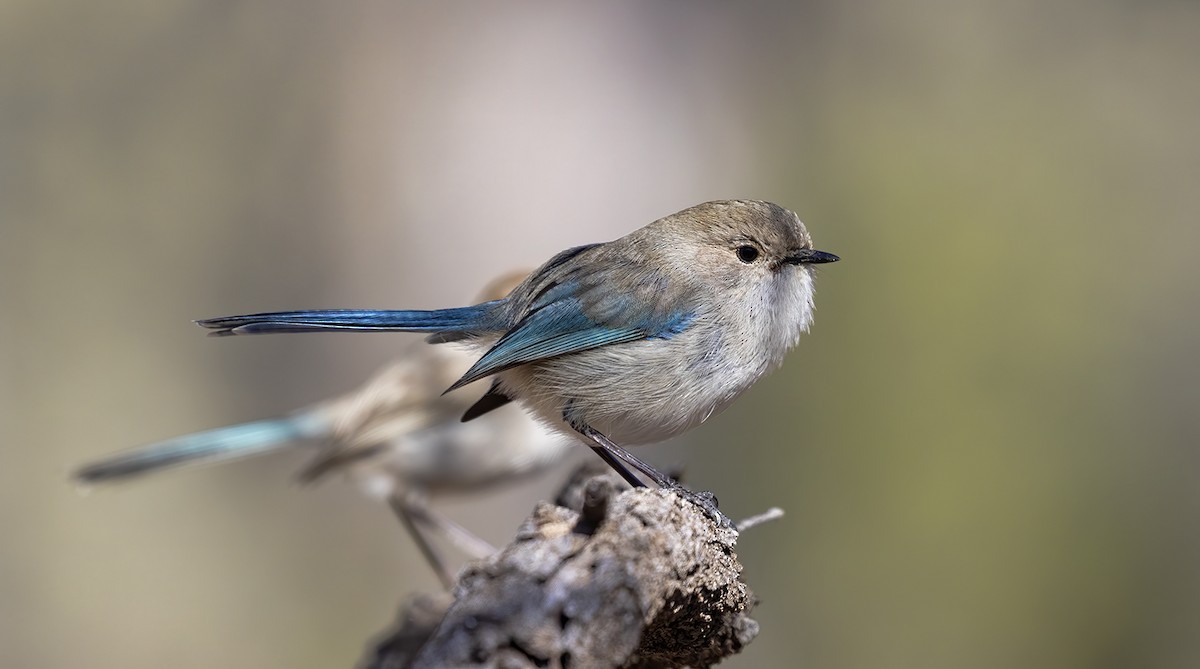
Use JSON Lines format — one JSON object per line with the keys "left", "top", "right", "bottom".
{"left": 195, "top": 302, "right": 504, "bottom": 337}
{"left": 73, "top": 413, "right": 328, "bottom": 485}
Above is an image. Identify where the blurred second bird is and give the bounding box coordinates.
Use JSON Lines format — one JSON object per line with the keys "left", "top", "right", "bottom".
{"left": 74, "top": 271, "right": 573, "bottom": 586}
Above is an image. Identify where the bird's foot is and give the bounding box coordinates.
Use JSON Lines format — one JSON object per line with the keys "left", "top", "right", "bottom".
{"left": 664, "top": 482, "right": 735, "bottom": 529}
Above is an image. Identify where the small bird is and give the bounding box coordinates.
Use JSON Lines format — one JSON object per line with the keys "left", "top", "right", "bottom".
{"left": 196, "top": 200, "right": 839, "bottom": 524}
{"left": 75, "top": 271, "right": 573, "bottom": 586}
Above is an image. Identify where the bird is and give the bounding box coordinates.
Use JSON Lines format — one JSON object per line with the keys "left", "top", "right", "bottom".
{"left": 195, "top": 200, "right": 839, "bottom": 525}
{"left": 74, "top": 271, "right": 573, "bottom": 586}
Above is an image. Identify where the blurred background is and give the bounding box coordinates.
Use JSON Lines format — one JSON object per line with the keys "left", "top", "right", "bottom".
{"left": 3, "top": 1, "right": 1198, "bottom": 667}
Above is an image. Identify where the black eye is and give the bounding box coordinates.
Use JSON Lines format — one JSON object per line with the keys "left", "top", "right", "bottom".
{"left": 736, "top": 245, "right": 760, "bottom": 263}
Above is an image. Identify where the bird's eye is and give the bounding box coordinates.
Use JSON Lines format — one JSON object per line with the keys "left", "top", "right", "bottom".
{"left": 736, "top": 245, "right": 760, "bottom": 263}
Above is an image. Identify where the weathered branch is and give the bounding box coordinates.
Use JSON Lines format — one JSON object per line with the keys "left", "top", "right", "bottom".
{"left": 360, "top": 467, "right": 764, "bottom": 669}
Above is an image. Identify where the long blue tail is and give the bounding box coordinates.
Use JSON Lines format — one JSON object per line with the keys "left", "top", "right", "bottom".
{"left": 73, "top": 413, "right": 328, "bottom": 484}
{"left": 195, "top": 302, "right": 505, "bottom": 337}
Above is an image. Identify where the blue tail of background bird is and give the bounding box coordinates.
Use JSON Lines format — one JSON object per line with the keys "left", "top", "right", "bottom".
{"left": 195, "top": 302, "right": 506, "bottom": 337}
{"left": 73, "top": 413, "right": 328, "bottom": 484}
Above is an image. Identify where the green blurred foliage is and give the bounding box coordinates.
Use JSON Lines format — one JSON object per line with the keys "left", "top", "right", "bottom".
{"left": 3, "top": 2, "right": 1197, "bottom": 668}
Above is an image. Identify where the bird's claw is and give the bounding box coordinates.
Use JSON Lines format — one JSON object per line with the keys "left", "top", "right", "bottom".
{"left": 666, "top": 483, "right": 735, "bottom": 529}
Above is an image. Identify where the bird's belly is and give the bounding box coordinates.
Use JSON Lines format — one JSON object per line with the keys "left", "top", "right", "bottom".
{"left": 499, "top": 336, "right": 757, "bottom": 445}
{"left": 347, "top": 409, "right": 571, "bottom": 498}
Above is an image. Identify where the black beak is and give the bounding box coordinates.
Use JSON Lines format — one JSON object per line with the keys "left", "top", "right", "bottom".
{"left": 786, "top": 248, "right": 840, "bottom": 265}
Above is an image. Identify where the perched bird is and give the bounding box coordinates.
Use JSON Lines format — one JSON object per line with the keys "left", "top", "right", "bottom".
{"left": 75, "top": 271, "right": 572, "bottom": 586}
{"left": 197, "top": 200, "right": 839, "bottom": 524}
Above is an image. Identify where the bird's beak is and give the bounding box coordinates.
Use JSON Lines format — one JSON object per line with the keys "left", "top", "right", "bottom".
{"left": 785, "top": 249, "right": 840, "bottom": 265}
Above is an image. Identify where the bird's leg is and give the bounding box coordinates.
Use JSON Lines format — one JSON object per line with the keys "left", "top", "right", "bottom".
{"left": 400, "top": 492, "right": 496, "bottom": 559}
{"left": 574, "top": 423, "right": 673, "bottom": 488}
{"left": 389, "top": 493, "right": 454, "bottom": 588}
{"left": 569, "top": 421, "right": 733, "bottom": 528}
{"left": 562, "top": 404, "right": 647, "bottom": 488}
{"left": 388, "top": 491, "right": 492, "bottom": 589}
{"left": 582, "top": 437, "right": 647, "bottom": 488}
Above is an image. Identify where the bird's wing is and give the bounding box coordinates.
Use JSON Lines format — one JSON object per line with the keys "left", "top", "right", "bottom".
{"left": 447, "top": 269, "right": 696, "bottom": 392}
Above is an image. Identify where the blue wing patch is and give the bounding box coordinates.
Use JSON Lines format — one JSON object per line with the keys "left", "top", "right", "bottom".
{"left": 442, "top": 257, "right": 700, "bottom": 392}
{"left": 446, "top": 296, "right": 649, "bottom": 391}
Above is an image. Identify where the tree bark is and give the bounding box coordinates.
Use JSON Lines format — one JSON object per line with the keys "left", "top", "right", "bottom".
{"left": 360, "top": 468, "right": 761, "bottom": 669}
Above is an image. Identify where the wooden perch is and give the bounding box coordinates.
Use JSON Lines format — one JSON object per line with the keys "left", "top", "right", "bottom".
{"left": 360, "top": 467, "right": 763, "bottom": 669}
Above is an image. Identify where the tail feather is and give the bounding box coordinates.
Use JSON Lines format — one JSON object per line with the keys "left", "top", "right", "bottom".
{"left": 196, "top": 302, "right": 505, "bottom": 337}
{"left": 73, "top": 414, "right": 328, "bottom": 484}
